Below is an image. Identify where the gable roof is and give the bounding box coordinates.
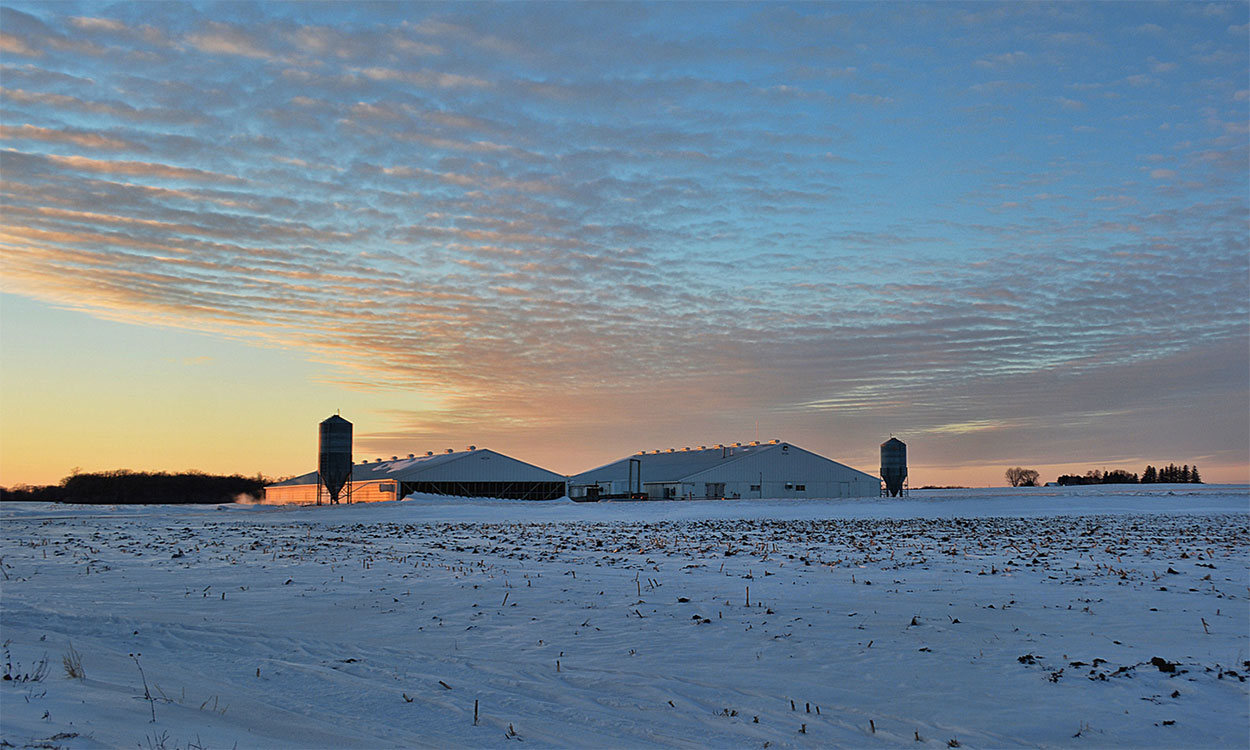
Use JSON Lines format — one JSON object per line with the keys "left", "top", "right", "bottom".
{"left": 267, "top": 448, "right": 564, "bottom": 487}
{"left": 570, "top": 442, "right": 778, "bottom": 484}
{"left": 570, "top": 441, "right": 879, "bottom": 486}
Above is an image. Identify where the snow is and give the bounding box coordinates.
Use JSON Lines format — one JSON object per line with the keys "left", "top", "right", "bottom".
{"left": 2, "top": 485, "right": 1247, "bottom": 749}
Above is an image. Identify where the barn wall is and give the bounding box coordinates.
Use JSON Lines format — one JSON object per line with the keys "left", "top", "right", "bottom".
{"left": 400, "top": 480, "right": 566, "bottom": 501}
{"left": 263, "top": 479, "right": 399, "bottom": 505}
{"left": 684, "top": 445, "right": 879, "bottom": 498}
{"left": 262, "top": 483, "right": 319, "bottom": 505}
{"left": 349, "top": 480, "right": 399, "bottom": 503}
{"left": 713, "top": 478, "right": 876, "bottom": 499}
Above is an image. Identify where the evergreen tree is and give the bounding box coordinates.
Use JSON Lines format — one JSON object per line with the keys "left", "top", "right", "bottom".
{"left": 1181, "top": 464, "right": 1190, "bottom": 483}
{"left": 1190, "top": 465, "right": 1201, "bottom": 484}
{"left": 1142, "top": 465, "right": 1157, "bottom": 483}
{"left": 1102, "top": 469, "right": 1137, "bottom": 484}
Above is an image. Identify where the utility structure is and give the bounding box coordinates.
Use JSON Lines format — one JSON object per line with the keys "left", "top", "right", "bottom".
{"left": 880, "top": 437, "right": 908, "bottom": 497}
{"left": 317, "top": 414, "right": 353, "bottom": 505}
{"left": 267, "top": 444, "right": 567, "bottom": 504}
{"left": 568, "top": 440, "right": 878, "bottom": 501}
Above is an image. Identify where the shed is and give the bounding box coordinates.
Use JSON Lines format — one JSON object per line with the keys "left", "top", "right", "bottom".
{"left": 568, "top": 440, "right": 879, "bottom": 500}
{"left": 264, "top": 448, "right": 567, "bottom": 503}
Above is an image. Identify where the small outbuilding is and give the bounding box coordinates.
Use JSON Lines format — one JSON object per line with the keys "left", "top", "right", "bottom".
{"left": 568, "top": 440, "right": 879, "bottom": 500}
{"left": 264, "top": 447, "right": 567, "bottom": 504}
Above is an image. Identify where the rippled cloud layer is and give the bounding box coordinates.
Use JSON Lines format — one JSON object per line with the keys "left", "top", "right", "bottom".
{"left": 2, "top": 3, "right": 1247, "bottom": 480}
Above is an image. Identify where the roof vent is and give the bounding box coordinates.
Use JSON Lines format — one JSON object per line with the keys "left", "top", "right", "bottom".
{"left": 682, "top": 447, "right": 690, "bottom": 451}
{"left": 467, "top": 445, "right": 476, "bottom": 451}
{"left": 734, "top": 442, "right": 742, "bottom": 447}
{"left": 407, "top": 453, "right": 415, "bottom": 459}
{"left": 751, "top": 441, "right": 760, "bottom": 446}
{"left": 426, "top": 451, "right": 434, "bottom": 456}
{"left": 391, "top": 456, "right": 398, "bottom": 461}
{"left": 375, "top": 458, "right": 382, "bottom": 462}
{"left": 715, "top": 444, "right": 724, "bottom": 449}
{"left": 699, "top": 445, "right": 707, "bottom": 450}
{"left": 666, "top": 448, "right": 675, "bottom": 453}
{"left": 445, "top": 448, "right": 454, "bottom": 454}
{"left": 770, "top": 439, "right": 779, "bottom": 444}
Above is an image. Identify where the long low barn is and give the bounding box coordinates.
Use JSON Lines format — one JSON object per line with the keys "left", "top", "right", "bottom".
{"left": 265, "top": 447, "right": 567, "bottom": 504}
{"left": 568, "top": 440, "right": 879, "bottom": 500}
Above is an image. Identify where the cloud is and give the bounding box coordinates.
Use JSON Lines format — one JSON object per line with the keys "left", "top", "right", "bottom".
{"left": 0, "top": 32, "right": 43, "bottom": 57}
{"left": 1, "top": 86, "right": 210, "bottom": 126}
{"left": 68, "top": 16, "right": 126, "bottom": 33}
{"left": 0, "top": 124, "right": 138, "bottom": 151}
{"left": 23, "top": 152, "right": 247, "bottom": 184}
{"left": 185, "top": 21, "right": 280, "bottom": 60}
{"left": 0, "top": 2, "right": 1245, "bottom": 480}
{"left": 1045, "top": 31, "right": 1100, "bottom": 47}
{"left": 974, "top": 51, "right": 1027, "bottom": 68}
{"left": 847, "top": 92, "right": 895, "bottom": 106}
{"left": 968, "top": 80, "right": 1030, "bottom": 95}
{"left": 352, "top": 66, "right": 491, "bottom": 89}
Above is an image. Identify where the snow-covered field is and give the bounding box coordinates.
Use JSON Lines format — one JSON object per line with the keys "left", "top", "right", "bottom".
{"left": 2, "top": 486, "right": 1247, "bottom": 749}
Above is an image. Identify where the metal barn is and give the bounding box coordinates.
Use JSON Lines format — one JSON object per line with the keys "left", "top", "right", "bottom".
{"left": 264, "top": 447, "right": 567, "bottom": 504}
{"left": 568, "top": 440, "right": 879, "bottom": 501}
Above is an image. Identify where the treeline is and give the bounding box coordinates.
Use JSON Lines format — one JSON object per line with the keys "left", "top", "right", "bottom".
{"left": 1142, "top": 464, "right": 1202, "bottom": 483}
{"left": 1054, "top": 464, "right": 1202, "bottom": 486}
{"left": 0, "top": 470, "right": 267, "bottom": 504}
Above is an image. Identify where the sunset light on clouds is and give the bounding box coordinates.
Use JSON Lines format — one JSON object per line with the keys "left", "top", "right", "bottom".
{"left": 1, "top": 2, "right": 1247, "bottom": 487}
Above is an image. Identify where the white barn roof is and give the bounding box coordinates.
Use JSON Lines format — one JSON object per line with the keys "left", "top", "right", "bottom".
{"left": 270, "top": 448, "right": 565, "bottom": 487}
{"left": 569, "top": 441, "right": 877, "bottom": 486}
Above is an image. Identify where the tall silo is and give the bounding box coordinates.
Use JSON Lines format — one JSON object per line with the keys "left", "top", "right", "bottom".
{"left": 318, "top": 415, "right": 353, "bottom": 504}
{"left": 880, "top": 437, "right": 907, "bottom": 497}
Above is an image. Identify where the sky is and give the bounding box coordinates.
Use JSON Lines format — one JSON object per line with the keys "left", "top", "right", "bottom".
{"left": 1, "top": 2, "right": 1247, "bottom": 488}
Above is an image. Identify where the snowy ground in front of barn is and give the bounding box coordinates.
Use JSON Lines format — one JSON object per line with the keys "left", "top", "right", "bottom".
{"left": 1, "top": 486, "right": 1247, "bottom": 749}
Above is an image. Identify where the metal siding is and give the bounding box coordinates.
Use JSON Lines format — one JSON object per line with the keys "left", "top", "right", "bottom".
{"left": 682, "top": 445, "right": 879, "bottom": 498}
{"left": 263, "top": 483, "right": 318, "bottom": 504}
{"left": 571, "top": 442, "right": 878, "bottom": 499}
{"left": 568, "top": 446, "right": 768, "bottom": 486}
{"left": 349, "top": 481, "right": 394, "bottom": 503}
{"left": 262, "top": 479, "right": 395, "bottom": 505}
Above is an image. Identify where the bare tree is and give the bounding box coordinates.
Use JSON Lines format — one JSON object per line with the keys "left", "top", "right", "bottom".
{"left": 1005, "top": 467, "right": 1040, "bottom": 487}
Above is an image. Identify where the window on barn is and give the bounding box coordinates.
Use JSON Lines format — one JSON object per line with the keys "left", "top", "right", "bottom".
{"left": 750, "top": 484, "right": 760, "bottom": 492}
{"left": 796, "top": 485, "right": 806, "bottom": 492}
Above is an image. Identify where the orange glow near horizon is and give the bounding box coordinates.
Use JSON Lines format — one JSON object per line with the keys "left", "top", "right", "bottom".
{"left": 1, "top": 5, "right": 1246, "bottom": 491}
{"left": 2, "top": 294, "right": 1247, "bottom": 489}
